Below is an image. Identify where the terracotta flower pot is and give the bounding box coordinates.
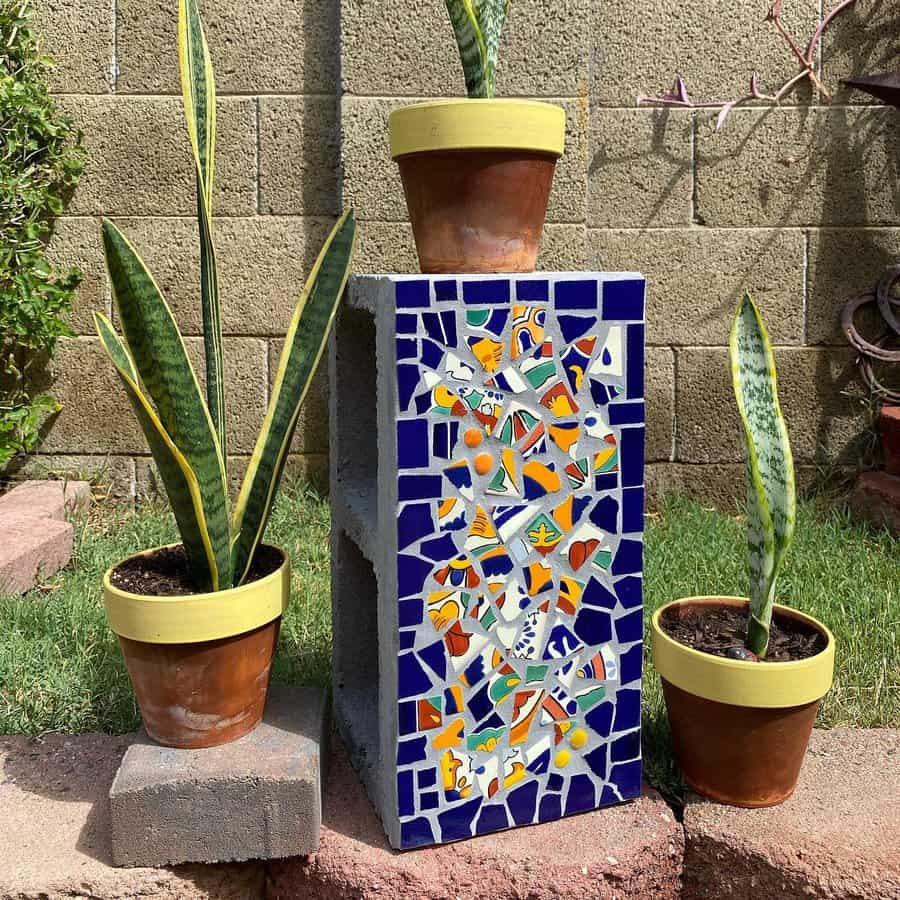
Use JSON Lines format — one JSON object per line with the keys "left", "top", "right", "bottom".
{"left": 651, "top": 596, "right": 835, "bottom": 807}
{"left": 388, "top": 99, "right": 566, "bottom": 274}
{"left": 103, "top": 545, "right": 291, "bottom": 749}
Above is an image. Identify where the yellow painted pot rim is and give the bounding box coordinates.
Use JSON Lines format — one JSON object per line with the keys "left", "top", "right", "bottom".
{"left": 102, "top": 544, "right": 291, "bottom": 645}
{"left": 389, "top": 99, "right": 566, "bottom": 159}
{"left": 651, "top": 596, "right": 835, "bottom": 709}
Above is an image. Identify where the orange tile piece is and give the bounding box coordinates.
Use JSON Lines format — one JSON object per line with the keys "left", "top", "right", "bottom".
{"left": 464, "top": 428, "right": 483, "bottom": 448}
{"left": 473, "top": 452, "right": 494, "bottom": 475}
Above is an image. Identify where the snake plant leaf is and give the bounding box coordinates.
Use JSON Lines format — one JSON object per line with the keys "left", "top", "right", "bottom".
{"left": 179, "top": 0, "right": 226, "bottom": 458}
{"left": 444, "top": 0, "right": 511, "bottom": 98}
{"left": 101, "top": 219, "right": 233, "bottom": 591}
{"left": 231, "top": 210, "right": 357, "bottom": 584}
{"left": 730, "top": 292, "right": 796, "bottom": 657}
{"left": 95, "top": 313, "right": 220, "bottom": 591}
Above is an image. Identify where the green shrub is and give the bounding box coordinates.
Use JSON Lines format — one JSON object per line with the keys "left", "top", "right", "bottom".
{"left": 1, "top": 0, "right": 84, "bottom": 469}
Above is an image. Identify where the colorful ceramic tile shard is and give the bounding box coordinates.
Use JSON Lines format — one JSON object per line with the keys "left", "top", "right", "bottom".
{"left": 394, "top": 274, "right": 645, "bottom": 849}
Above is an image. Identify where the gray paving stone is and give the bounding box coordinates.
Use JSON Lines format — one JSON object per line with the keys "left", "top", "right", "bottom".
{"left": 109, "top": 685, "right": 328, "bottom": 866}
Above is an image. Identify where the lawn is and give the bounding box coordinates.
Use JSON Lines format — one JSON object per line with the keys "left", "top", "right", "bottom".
{"left": 1, "top": 484, "right": 897, "bottom": 804}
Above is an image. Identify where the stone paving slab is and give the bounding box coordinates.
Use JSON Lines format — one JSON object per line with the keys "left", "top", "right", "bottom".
{"left": 0, "top": 513, "right": 73, "bottom": 594}
{"left": 110, "top": 685, "right": 328, "bottom": 867}
{"left": 850, "top": 471, "right": 900, "bottom": 537}
{"left": 0, "top": 732, "right": 266, "bottom": 900}
{"left": 266, "top": 740, "right": 683, "bottom": 900}
{"left": 683, "top": 728, "right": 900, "bottom": 900}
{"left": 0, "top": 479, "right": 91, "bottom": 521}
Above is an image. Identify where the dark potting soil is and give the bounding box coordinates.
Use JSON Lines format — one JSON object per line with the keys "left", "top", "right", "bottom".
{"left": 109, "top": 544, "right": 283, "bottom": 596}
{"left": 659, "top": 604, "right": 828, "bottom": 662}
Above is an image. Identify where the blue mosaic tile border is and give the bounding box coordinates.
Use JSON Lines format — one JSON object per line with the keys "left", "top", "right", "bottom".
{"left": 393, "top": 273, "right": 645, "bottom": 848}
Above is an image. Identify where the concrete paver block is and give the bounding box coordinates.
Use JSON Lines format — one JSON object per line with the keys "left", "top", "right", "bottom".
{"left": 0, "top": 513, "right": 73, "bottom": 594}
{"left": 0, "top": 479, "right": 89, "bottom": 521}
{"left": 0, "top": 733, "right": 266, "bottom": 899}
{"left": 881, "top": 406, "right": 900, "bottom": 477}
{"left": 109, "top": 685, "right": 328, "bottom": 867}
{"left": 850, "top": 471, "right": 900, "bottom": 538}
{"left": 268, "top": 739, "right": 683, "bottom": 899}
{"left": 683, "top": 729, "right": 900, "bottom": 899}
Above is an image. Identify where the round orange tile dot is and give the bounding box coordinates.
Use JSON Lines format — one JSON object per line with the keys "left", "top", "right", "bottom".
{"left": 554, "top": 749, "right": 571, "bottom": 768}
{"left": 570, "top": 728, "right": 588, "bottom": 750}
{"left": 473, "top": 452, "right": 494, "bottom": 475}
{"left": 464, "top": 428, "right": 483, "bottom": 448}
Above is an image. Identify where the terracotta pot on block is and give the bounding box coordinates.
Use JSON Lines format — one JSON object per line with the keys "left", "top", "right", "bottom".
{"left": 651, "top": 597, "right": 835, "bottom": 807}
{"left": 388, "top": 99, "right": 566, "bottom": 274}
{"left": 103, "top": 545, "right": 290, "bottom": 749}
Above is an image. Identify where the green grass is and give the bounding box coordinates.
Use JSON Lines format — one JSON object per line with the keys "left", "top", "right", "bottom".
{"left": 1, "top": 487, "right": 897, "bottom": 805}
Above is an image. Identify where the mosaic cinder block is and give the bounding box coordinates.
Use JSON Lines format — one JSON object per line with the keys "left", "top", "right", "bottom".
{"left": 329, "top": 273, "right": 645, "bottom": 851}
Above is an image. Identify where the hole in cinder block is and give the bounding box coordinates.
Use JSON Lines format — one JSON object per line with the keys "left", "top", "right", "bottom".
{"left": 334, "top": 305, "right": 377, "bottom": 506}
{"left": 332, "top": 528, "right": 380, "bottom": 781}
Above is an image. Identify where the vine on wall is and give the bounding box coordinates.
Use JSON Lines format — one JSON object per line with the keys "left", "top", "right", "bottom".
{"left": 1, "top": 0, "right": 84, "bottom": 469}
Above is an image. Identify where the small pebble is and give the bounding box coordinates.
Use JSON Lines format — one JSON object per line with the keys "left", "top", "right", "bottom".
{"left": 724, "top": 646, "right": 759, "bottom": 661}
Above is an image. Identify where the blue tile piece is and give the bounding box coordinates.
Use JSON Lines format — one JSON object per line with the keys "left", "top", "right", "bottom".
{"left": 432, "top": 421, "right": 459, "bottom": 460}
{"left": 507, "top": 781, "right": 539, "bottom": 825}
{"left": 538, "top": 794, "right": 562, "bottom": 823}
{"left": 583, "top": 577, "right": 618, "bottom": 610}
{"left": 397, "top": 736, "right": 428, "bottom": 765}
{"left": 418, "top": 768, "right": 437, "bottom": 789}
{"left": 589, "top": 379, "right": 616, "bottom": 407}
{"left": 602, "top": 278, "right": 645, "bottom": 321}
{"left": 418, "top": 640, "right": 447, "bottom": 680}
{"left": 526, "top": 748, "right": 551, "bottom": 775}
{"left": 595, "top": 472, "right": 618, "bottom": 492}
{"left": 608, "top": 401, "right": 645, "bottom": 425}
{"left": 439, "top": 797, "right": 482, "bottom": 842}
{"left": 399, "top": 701, "right": 417, "bottom": 736}
{"left": 619, "top": 642, "right": 643, "bottom": 685}
{"left": 547, "top": 773, "right": 564, "bottom": 792}
{"left": 399, "top": 474, "right": 443, "bottom": 501}
{"left": 398, "top": 770, "right": 415, "bottom": 816}
{"left": 612, "top": 729, "right": 641, "bottom": 763}
{"left": 574, "top": 608, "right": 613, "bottom": 646}
{"left": 555, "top": 279, "right": 598, "bottom": 310}
{"left": 627, "top": 324, "right": 645, "bottom": 399}
{"left": 564, "top": 775, "right": 596, "bottom": 816}
{"left": 613, "top": 688, "right": 641, "bottom": 731}
{"left": 421, "top": 338, "right": 445, "bottom": 369}
{"left": 435, "top": 279, "right": 458, "bottom": 302}
{"left": 622, "top": 487, "right": 644, "bottom": 533}
{"left": 620, "top": 427, "right": 645, "bottom": 489}
{"left": 616, "top": 608, "right": 643, "bottom": 644}
{"left": 558, "top": 313, "right": 596, "bottom": 343}
{"left": 610, "top": 760, "right": 642, "bottom": 798}
{"left": 396, "top": 338, "right": 417, "bottom": 360}
{"left": 463, "top": 279, "right": 510, "bottom": 305}
{"left": 615, "top": 575, "right": 643, "bottom": 609}
{"left": 398, "top": 653, "right": 433, "bottom": 700}
{"left": 396, "top": 313, "right": 418, "bottom": 334}
{"left": 398, "top": 365, "right": 421, "bottom": 412}
{"left": 397, "top": 279, "right": 430, "bottom": 308}
{"left": 401, "top": 817, "right": 434, "bottom": 849}
{"left": 586, "top": 700, "right": 614, "bottom": 738}
{"left": 398, "top": 554, "right": 432, "bottom": 598}
{"left": 589, "top": 495, "right": 619, "bottom": 533}
{"left": 612, "top": 539, "right": 643, "bottom": 576}
{"left": 516, "top": 278, "right": 550, "bottom": 302}
{"left": 398, "top": 503, "right": 435, "bottom": 551}
{"left": 423, "top": 311, "right": 458, "bottom": 348}
{"left": 584, "top": 743, "right": 608, "bottom": 780}
{"left": 399, "top": 630, "right": 415, "bottom": 650}
{"left": 467, "top": 683, "right": 493, "bottom": 722}
{"left": 600, "top": 784, "right": 622, "bottom": 806}
{"left": 481, "top": 551, "right": 514, "bottom": 577}
{"left": 476, "top": 803, "right": 509, "bottom": 835}
{"left": 398, "top": 598, "right": 423, "bottom": 627}
{"left": 420, "top": 533, "right": 459, "bottom": 562}
{"left": 397, "top": 420, "right": 429, "bottom": 468}
{"left": 420, "top": 791, "right": 439, "bottom": 810}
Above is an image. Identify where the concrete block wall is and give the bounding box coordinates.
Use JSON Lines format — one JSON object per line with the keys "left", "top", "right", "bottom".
{"left": 24, "top": 0, "right": 897, "bottom": 505}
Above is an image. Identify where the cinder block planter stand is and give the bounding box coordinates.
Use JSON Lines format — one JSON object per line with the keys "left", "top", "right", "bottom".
{"left": 329, "top": 273, "right": 647, "bottom": 849}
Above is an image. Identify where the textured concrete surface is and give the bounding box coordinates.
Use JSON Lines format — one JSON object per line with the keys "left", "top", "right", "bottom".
{"left": 267, "top": 740, "right": 683, "bottom": 900}
{"left": 0, "top": 479, "right": 90, "bottom": 521}
{"left": 109, "top": 686, "right": 328, "bottom": 867}
{"left": 33, "top": 0, "right": 111, "bottom": 94}
{"left": 683, "top": 729, "right": 900, "bottom": 900}
{"left": 850, "top": 471, "right": 900, "bottom": 537}
{"left": 0, "top": 514, "right": 73, "bottom": 594}
{"left": 0, "top": 733, "right": 266, "bottom": 899}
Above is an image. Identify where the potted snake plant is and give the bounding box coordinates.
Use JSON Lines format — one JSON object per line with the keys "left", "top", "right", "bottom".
{"left": 651, "top": 293, "right": 835, "bottom": 806}
{"left": 388, "top": 0, "right": 565, "bottom": 274}
{"left": 95, "top": 0, "right": 356, "bottom": 749}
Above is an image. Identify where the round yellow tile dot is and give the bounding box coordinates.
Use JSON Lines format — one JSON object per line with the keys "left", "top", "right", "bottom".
{"left": 570, "top": 728, "right": 588, "bottom": 750}
{"left": 554, "top": 749, "right": 571, "bottom": 768}
{"left": 464, "top": 428, "right": 483, "bottom": 448}
{"left": 473, "top": 452, "right": 494, "bottom": 476}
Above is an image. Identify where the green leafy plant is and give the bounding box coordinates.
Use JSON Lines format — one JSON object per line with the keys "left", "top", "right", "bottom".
{"left": 444, "top": 0, "right": 511, "bottom": 98}
{"left": 95, "top": 0, "right": 356, "bottom": 592}
{"left": 1, "top": 0, "right": 84, "bottom": 468}
{"left": 730, "top": 292, "right": 797, "bottom": 657}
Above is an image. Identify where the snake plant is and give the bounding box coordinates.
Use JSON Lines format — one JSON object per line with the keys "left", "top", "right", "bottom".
{"left": 730, "top": 292, "right": 796, "bottom": 658}
{"left": 445, "top": 0, "right": 511, "bottom": 98}
{"left": 94, "top": 0, "right": 356, "bottom": 592}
